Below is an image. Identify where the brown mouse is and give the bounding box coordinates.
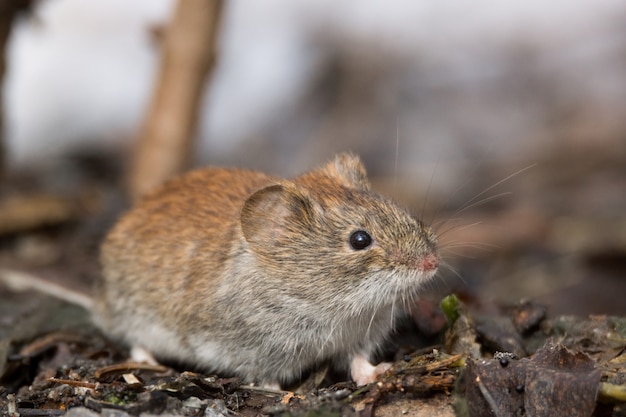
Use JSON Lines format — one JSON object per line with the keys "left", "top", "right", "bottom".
{"left": 93, "top": 153, "right": 439, "bottom": 387}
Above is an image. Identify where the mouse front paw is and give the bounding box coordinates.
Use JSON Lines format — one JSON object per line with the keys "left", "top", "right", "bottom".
{"left": 350, "top": 354, "right": 392, "bottom": 386}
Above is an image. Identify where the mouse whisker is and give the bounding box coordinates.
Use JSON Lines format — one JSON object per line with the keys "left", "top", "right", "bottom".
{"left": 430, "top": 163, "right": 536, "bottom": 241}
{"left": 439, "top": 262, "right": 468, "bottom": 287}
{"left": 441, "top": 240, "right": 499, "bottom": 249}
{"left": 427, "top": 162, "right": 479, "bottom": 222}
{"left": 455, "top": 192, "right": 513, "bottom": 216}
{"left": 430, "top": 216, "right": 464, "bottom": 233}
{"left": 453, "top": 163, "right": 537, "bottom": 216}
{"left": 433, "top": 193, "right": 511, "bottom": 237}
{"left": 435, "top": 220, "right": 484, "bottom": 240}
{"left": 440, "top": 250, "right": 479, "bottom": 259}
{"left": 393, "top": 115, "right": 400, "bottom": 193}
{"left": 420, "top": 155, "right": 440, "bottom": 222}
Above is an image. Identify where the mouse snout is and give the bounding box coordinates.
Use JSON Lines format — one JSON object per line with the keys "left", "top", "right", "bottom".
{"left": 421, "top": 253, "right": 439, "bottom": 271}
{"left": 388, "top": 248, "right": 439, "bottom": 272}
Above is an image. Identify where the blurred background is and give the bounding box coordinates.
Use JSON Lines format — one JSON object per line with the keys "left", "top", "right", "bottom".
{"left": 1, "top": 0, "right": 625, "bottom": 316}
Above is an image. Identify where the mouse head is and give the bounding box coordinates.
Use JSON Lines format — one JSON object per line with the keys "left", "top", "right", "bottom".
{"left": 240, "top": 154, "right": 438, "bottom": 310}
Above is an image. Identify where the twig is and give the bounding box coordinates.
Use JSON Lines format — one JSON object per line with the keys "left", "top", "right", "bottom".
{"left": 94, "top": 362, "right": 170, "bottom": 379}
{"left": 48, "top": 378, "right": 97, "bottom": 389}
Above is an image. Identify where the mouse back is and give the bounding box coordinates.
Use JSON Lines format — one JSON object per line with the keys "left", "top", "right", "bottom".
{"left": 97, "top": 167, "right": 278, "bottom": 332}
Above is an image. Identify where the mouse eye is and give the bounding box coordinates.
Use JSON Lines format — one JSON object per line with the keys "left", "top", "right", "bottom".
{"left": 349, "top": 230, "right": 372, "bottom": 250}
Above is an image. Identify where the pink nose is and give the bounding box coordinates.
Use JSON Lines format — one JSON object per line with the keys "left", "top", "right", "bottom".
{"left": 422, "top": 253, "right": 439, "bottom": 271}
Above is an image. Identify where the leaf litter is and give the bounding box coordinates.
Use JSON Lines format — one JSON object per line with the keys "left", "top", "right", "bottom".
{"left": 0, "top": 290, "right": 625, "bottom": 416}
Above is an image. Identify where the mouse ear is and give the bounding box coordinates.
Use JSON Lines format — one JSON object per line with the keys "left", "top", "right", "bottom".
{"left": 241, "top": 182, "right": 317, "bottom": 247}
{"left": 320, "top": 153, "right": 371, "bottom": 191}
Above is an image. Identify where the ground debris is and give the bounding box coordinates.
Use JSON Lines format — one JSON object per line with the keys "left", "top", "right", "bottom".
{"left": 463, "top": 342, "right": 601, "bottom": 417}
{"left": 356, "top": 350, "right": 462, "bottom": 417}
{"left": 2, "top": 293, "right": 626, "bottom": 416}
{"left": 507, "top": 299, "right": 547, "bottom": 335}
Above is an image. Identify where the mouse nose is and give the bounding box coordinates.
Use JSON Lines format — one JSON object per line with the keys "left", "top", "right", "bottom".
{"left": 422, "top": 253, "right": 439, "bottom": 271}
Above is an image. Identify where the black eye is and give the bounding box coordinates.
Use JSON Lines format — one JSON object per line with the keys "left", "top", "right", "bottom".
{"left": 349, "top": 230, "right": 372, "bottom": 250}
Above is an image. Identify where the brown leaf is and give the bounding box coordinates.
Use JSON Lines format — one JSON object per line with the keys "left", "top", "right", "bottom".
{"left": 464, "top": 342, "right": 601, "bottom": 417}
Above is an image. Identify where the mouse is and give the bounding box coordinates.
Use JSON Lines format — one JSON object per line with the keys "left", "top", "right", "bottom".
{"left": 2, "top": 153, "right": 439, "bottom": 388}
{"left": 96, "top": 152, "right": 439, "bottom": 387}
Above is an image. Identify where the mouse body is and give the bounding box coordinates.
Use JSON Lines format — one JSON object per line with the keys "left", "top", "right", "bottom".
{"left": 96, "top": 153, "right": 439, "bottom": 387}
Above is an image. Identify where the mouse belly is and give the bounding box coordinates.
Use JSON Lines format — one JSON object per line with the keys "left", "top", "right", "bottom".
{"left": 93, "top": 306, "right": 197, "bottom": 364}
{"left": 95, "top": 298, "right": 396, "bottom": 387}
{"left": 95, "top": 312, "right": 321, "bottom": 385}
{"left": 182, "top": 303, "right": 398, "bottom": 386}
